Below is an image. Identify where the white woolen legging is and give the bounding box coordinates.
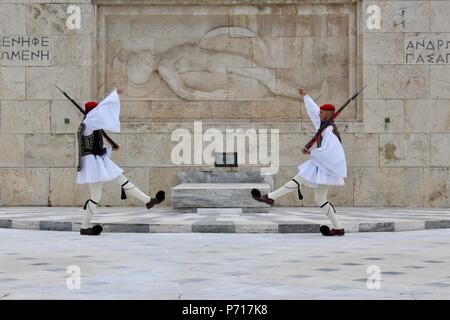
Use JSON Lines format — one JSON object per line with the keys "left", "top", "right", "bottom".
{"left": 267, "top": 174, "right": 343, "bottom": 229}
{"left": 82, "top": 174, "right": 151, "bottom": 229}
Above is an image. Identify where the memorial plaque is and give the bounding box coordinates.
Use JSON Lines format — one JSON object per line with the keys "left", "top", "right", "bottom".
{"left": 405, "top": 33, "right": 450, "bottom": 64}
{"left": 0, "top": 35, "right": 51, "bottom": 66}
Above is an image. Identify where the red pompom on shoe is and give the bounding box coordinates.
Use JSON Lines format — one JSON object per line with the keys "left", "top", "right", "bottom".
{"left": 146, "top": 191, "right": 165, "bottom": 209}
{"left": 251, "top": 189, "right": 274, "bottom": 206}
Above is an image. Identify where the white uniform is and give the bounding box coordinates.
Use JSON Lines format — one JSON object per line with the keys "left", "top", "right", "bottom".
{"left": 297, "top": 95, "right": 347, "bottom": 188}
{"left": 76, "top": 90, "right": 123, "bottom": 184}
{"left": 266, "top": 94, "right": 346, "bottom": 230}
{"left": 77, "top": 89, "right": 153, "bottom": 230}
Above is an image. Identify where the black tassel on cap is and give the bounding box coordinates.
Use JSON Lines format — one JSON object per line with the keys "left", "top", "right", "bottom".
{"left": 121, "top": 181, "right": 129, "bottom": 200}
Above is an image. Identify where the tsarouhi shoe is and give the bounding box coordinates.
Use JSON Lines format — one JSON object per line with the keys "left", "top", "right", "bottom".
{"left": 146, "top": 191, "right": 166, "bottom": 209}
{"left": 320, "top": 225, "right": 345, "bottom": 236}
{"left": 251, "top": 188, "right": 274, "bottom": 206}
{"left": 80, "top": 225, "right": 103, "bottom": 236}
{"left": 327, "top": 228, "right": 345, "bottom": 236}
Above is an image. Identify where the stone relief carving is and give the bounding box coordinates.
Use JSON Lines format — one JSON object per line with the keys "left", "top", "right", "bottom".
{"left": 28, "top": 4, "right": 69, "bottom": 34}
{"left": 111, "top": 27, "right": 300, "bottom": 100}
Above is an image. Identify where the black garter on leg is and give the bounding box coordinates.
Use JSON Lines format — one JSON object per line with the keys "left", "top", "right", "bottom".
{"left": 320, "top": 201, "right": 336, "bottom": 213}
{"left": 291, "top": 179, "right": 303, "bottom": 200}
{"left": 121, "top": 180, "right": 129, "bottom": 199}
{"left": 83, "top": 199, "right": 98, "bottom": 210}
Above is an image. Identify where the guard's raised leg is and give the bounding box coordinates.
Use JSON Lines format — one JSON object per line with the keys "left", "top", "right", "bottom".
{"left": 252, "top": 174, "right": 304, "bottom": 206}
{"left": 113, "top": 174, "right": 165, "bottom": 209}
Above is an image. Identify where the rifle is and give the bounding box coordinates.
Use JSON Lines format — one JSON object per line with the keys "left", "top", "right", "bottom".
{"left": 304, "top": 85, "right": 366, "bottom": 150}
{"left": 55, "top": 85, "right": 119, "bottom": 150}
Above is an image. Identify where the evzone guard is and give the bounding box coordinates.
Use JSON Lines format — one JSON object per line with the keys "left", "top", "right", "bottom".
{"left": 252, "top": 87, "right": 363, "bottom": 236}
{"left": 75, "top": 88, "right": 165, "bottom": 236}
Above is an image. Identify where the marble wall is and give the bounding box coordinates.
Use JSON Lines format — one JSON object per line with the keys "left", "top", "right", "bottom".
{"left": 0, "top": 0, "right": 449, "bottom": 207}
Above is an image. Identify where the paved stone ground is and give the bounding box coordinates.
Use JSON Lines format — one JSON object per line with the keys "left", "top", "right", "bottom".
{"left": 0, "top": 228, "right": 449, "bottom": 299}
{"left": 0, "top": 207, "right": 449, "bottom": 234}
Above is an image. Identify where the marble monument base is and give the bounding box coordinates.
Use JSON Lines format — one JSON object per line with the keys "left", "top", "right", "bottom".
{"left": 171, "top": 172, "right": 272, "bottom": 213}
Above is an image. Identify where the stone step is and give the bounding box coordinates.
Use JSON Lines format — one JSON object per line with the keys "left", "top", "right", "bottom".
{"left": 171, "top": 183, "right": 271, "bottom": 209}
{"left": 197, "top": 208, "right": 243, "bottom": 214}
